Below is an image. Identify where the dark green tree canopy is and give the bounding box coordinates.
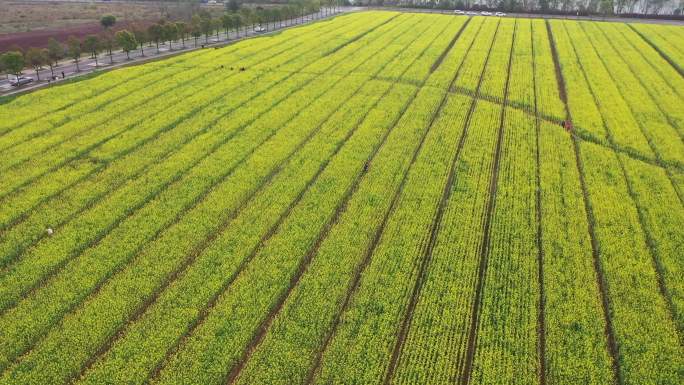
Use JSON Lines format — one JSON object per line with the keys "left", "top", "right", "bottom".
{"left": 0, "top": 51, "right": 25, "bottom": 76}
{"left": 100, "top": 15, "right": 117, "bottom": 29}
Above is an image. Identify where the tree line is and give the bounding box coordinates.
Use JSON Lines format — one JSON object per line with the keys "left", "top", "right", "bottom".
{"left": 0, "top": 0, "right": 339, "bottom": 82}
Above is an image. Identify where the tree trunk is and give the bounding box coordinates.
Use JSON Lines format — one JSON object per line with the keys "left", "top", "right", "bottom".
{"left": 126, "top": 50, "right": 130, "bottom": 60}
{"left": 156, "top": 40, "right": 160, "bottom": 53}
{"left": 35, "top": 68, "right": 40, "bottom": 81}
{"left": 50, "top": 64, "right": 54, "bottom": 78}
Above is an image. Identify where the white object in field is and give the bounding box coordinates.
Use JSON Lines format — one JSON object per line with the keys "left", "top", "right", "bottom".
{"left": 46, "top": 228, "right": 54, "bottom": 236}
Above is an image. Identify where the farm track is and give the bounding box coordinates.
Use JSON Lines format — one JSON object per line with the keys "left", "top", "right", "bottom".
{"left": 562, "top": 20, "right": 683, "bottom": 345}
{"left": 460, "top": 18, "right": 514, "bottom": 385}
{"left": 531, "top": 19, "right": 547, "bottom": 385}
{"left": 545, "top": 20, "right": 622, "bottom": 385}
{"left": 0, "top": 14, "right": 414, "bottom": 376}
{"left": 628, "top": 23, "right": 684, "bottom": 77}
{"left": 73, "top": 16, "right": 428, "bottom": 385}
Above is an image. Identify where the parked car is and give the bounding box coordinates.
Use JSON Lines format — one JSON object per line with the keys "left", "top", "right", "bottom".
{"left": 466, "top": 11, "right": 477, "bottom": 15}
{"left": 8, "top": 75, "right": 33, "bottom": 87}
{"left": 481, "top": 11, "right": 493, "bottom": 16}
{"left": 454, "top": 10, "right": 465, "bottom": 14}
{"left": 254, "top": 26, "right": 266, "bottom": 33}
{"left": 495, "top": 12, "right": 507, "bottom": 16}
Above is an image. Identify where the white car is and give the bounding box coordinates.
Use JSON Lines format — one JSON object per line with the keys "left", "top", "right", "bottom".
{"left": 481, "top": 11, "right": 493, "bottom": 16}
{"left": 466, "top": 11, "right": 477, "bottom": 15}
{"left": 454, "top": 10, "right": 465, "bottom": 14}
{"left": 495, "top": 12, "right": 507, "bottom": 16}
{"left": 9, "top": 75, "right": 33, "bottom": 87}
{"left": 254, "top": 26, "right": 266, "bottom": 33}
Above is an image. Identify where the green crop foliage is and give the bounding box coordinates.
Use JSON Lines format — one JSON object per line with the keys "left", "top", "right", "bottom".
{"left": 0, "top": 11, "right": 682, "bottom": 385}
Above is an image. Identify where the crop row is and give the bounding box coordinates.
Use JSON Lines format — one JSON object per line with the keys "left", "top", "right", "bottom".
{"left": 470, "top": 23, "right": 537, "bottom": 385}
{"left": 507, "top": 19, "right": 534, "bottom": 113}
{"left": 619, "top": 156, "right": 684, "bottom": 335}
{"left": 478, "top": 18, "right": 515, "bottom": 103}
{"left": 0, "top": 41, "right": 316, "bottom": 227}
{"left": 0, "top": 13, "right": 444, "bottom": 385}
{"left": 612, "top": 24, "right": 684, "bottom": 102}
{"left": 630, "top": 23, "right": 684, "bottom": 74}
{"left": 315, "top": 95, "right": 474, "bottom": 385}
{"left": 0, "top": 16, "right": 340, "bottom": 157}
{"left": 0, "top": 68, "right": 312, "bottom": 375}
{"left": 391, "top": 19, "right": 516, "bottom": 383}
{"left": 550, "top": 19, "right": 683, "bottom": 383}
{"left": 547, "top": 21, "right": 606, "bottom": 142}
{"left": 466, "top": 108, "right": 538, "bottom": 385}
{"left": 451, "top": 18, "right": 500, "bottom": 94}
{"left": 537, "top": 121, "right": 614, "bottom": 384}
{"left": 530, "top": 20, "right": 565, "bottom": 122}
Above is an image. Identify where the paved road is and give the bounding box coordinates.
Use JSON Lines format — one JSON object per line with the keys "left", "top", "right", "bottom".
{"left": 1, "top": 7, "right": 358, "bottom": 96}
